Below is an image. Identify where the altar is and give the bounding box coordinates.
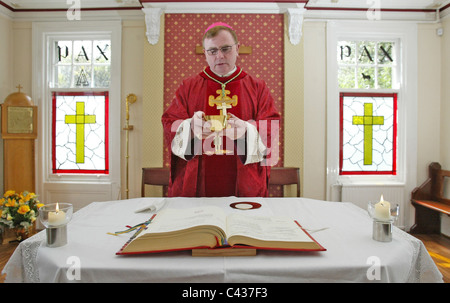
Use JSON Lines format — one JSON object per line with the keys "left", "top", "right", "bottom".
{"left": 2, "top": 197, "right": 443, "bottom": 283}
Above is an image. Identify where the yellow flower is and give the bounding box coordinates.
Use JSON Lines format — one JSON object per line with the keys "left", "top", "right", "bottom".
{"left": 4, "top": 190, "right": 15, "bottom": 197}
{"left": 1, "top": 190, "right": 41, "bottom": 229}
{"left": 5, "top": 198, "right": 16, "bottom": 207}
{"left": 24, "top": 193, "right": 36, "bottom": 202}
{"left": 18, "top": 205, "right": 30, "bottom": 215}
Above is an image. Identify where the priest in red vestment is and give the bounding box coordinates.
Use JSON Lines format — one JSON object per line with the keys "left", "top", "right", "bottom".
{"left": 162, "top": 22, "right": 280, "bottom": 197}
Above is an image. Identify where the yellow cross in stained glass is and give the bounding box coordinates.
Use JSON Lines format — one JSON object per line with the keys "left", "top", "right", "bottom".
{"left": 65, "top": 102, "right": 96, "bottom": 163}
{"left": 352, "top": 103, "right": 384, "bottom": 165}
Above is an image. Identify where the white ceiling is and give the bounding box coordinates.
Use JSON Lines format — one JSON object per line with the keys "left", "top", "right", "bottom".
{"left": 1, "top": 0, "right": 449, "bottom": 11}
{"left": 2, "top": 0, "right": 141, "bottom": 10}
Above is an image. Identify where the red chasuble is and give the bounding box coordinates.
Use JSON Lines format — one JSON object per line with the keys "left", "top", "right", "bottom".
{"left": 162, "top": 66, "right": 280, "bottom": 197}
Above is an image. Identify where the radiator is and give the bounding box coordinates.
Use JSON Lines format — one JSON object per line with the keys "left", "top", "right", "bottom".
{"left": 341, "top": 184, "right": 405, "bottom": 228}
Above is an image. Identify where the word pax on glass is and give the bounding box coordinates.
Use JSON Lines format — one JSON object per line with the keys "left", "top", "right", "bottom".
{"left": 337, "top": 40, "right": 397, "bottom": 90}
{"left": 53, "top": 40, "right": 111, "bottom": 88}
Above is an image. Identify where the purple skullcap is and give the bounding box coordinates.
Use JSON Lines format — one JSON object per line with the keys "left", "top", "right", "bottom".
{"left": 204, "top": 22, "right": 234, "bottom": 34}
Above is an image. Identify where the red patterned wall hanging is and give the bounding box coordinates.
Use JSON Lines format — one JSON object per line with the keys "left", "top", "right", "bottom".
{"left": 164, "top": 13, "right": 285, "bottom": 196}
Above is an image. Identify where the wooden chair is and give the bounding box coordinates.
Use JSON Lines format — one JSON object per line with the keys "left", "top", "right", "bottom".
{"left": 269, "top": 167, "right": 301, "bottom": 197}
{"left": 141, "top": 167, "right": 170, "bottom": 197}
{"left": 410, "top": 162, "right": 450, "bottom": 234}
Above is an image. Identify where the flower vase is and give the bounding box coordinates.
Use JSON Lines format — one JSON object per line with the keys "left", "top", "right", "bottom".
{"left": 1, "top": 222, "right": 36, "bottom": 244}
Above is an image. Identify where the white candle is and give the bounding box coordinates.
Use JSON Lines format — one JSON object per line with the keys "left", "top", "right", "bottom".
{"left": 374, "top": 195, "right": 391, "bottom": 221}
{"left": 48, "top": 203, "right": 66, "bottom": 226}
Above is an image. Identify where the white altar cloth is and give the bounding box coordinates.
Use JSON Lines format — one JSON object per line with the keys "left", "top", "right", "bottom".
{"left": 2, "top": 197, "right": 443, "bottom": 283}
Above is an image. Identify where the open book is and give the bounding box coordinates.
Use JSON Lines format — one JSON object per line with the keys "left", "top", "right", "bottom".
{"left": 116, "top": 206, "right": 325, "bottom": 255}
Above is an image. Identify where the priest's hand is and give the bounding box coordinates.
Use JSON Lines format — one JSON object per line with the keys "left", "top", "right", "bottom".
{"left": 224, "top": 113, "right": 247, "bottom": 140}
{"left": 190, "top": 111, "right": 213, "bottom": 139}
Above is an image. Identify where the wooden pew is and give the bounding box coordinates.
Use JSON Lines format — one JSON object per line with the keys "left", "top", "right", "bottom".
{"left": 410, "top": 162, "right": 450, "bottom": 234}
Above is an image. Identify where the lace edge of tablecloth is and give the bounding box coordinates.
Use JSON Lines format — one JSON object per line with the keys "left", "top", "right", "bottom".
{"left": 2, "top": 231, "right": 45, "bottom": 283}
{"left": 394, "top": 229, "right": 443, "bottom": 283}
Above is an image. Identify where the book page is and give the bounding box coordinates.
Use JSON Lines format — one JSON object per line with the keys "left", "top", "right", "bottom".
{"left": 141, "top": 206, "right": 227, "bottom": 236}
{"left": 226, "top": 213, "right": 313, "bottom": 243}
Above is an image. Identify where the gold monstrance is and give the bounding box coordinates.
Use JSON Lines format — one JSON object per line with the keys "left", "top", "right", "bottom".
{"left": 124, "top": 93, "right": 137, "bottom": 199}
{"left": 202, "top": 68, "right": 241, "bottom": 155}
{"left": 206, "top": 89, "right": 238, "bottom": 154}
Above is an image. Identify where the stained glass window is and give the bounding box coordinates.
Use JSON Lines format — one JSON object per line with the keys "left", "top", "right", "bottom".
{"left": 51, "top": 38, "right": 111, "bottom": 175}
{"left": 53, "top": 40, "right": 111, "bottom": 88}
{"left": 52, "top": 92, "right": 109, "bottom": 174}
{"left": 337, "top": 40, "right": 396, "bottom": 89}
{"left": 339, "top": 93, "right": 397, "bottom": 175}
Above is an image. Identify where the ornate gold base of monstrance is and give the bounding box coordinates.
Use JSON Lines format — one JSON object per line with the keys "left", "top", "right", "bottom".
{"left": 204, "top": 114, "right": 233, "bottom": 155}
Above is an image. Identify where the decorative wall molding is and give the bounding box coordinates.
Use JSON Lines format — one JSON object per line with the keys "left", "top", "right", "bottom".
{"left": 142, "top": 7, "right": 162, "bottom": 45}
{"left": 141, "top": 2, "right": 306, "bottom": 45}
{"left": 287, "top": 7, "right": 306, "bottom": 45}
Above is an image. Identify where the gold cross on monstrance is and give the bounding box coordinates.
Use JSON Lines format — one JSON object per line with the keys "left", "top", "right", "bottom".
{"left": 208, "top": 89, "right": 238, "bottom": 128}
{"left": 206, "top": 89, "right": 238, "bottom": 154}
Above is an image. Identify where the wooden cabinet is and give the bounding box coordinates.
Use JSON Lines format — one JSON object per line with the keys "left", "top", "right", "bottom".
{"left": 1, "top": 86, "right": 38, "bottom": 193}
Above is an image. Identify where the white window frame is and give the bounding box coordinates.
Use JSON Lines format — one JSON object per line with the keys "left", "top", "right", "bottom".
{"left": 326, "top": 21, "right": 417, "bottom": 200}
{"left": 32, "top": 21, "right": 121, "bottom": 203}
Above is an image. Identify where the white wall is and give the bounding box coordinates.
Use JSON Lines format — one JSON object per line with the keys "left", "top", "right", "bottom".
{"left": 303, "top": 21, "right": 327, "bottom": 200}
{"left": 0, "top": 14, "right": 13, "bottom": 103}
{"left": 440, "top": 17, "right": 450, "bottom": 236}
{"left": 442, "top": 18, "right": 450, "bottom": 177}
{"left": 120, "top": 20, "right": 145, "bottom": 198}
{"left": 417, "top": 23, "right": 442, "bottom": 185}
{"left": 416, "top": 22, "right": 445, "bottom": 233}
{"left": 0, "top": 13, "right": 13, "bottom": 195}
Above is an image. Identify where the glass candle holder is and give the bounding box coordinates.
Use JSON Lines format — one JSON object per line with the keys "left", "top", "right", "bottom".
{"left": 39, "top": 203, "right": 73, "bottom": 247}
{"left": 367, "top": 201, "right": 399, "bottom": 242}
